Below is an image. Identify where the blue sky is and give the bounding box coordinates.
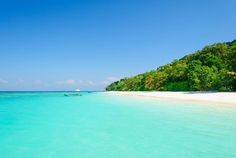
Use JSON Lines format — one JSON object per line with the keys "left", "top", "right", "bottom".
{"left": 0, "top": 0, "right": 235, "bottom": 91}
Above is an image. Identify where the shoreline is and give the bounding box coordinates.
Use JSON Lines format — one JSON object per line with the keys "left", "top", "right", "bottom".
{"left": 106, "top": 91, "right": 236, "bottom": 106}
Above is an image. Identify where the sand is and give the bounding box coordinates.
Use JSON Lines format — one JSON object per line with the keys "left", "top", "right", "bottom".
{"left": 107, "top": 91, "right": 236, "bottom": 105}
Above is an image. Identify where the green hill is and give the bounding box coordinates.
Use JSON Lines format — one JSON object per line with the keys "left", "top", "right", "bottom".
{"left": 106, "top": 40, "right": 236, "bottom": 91}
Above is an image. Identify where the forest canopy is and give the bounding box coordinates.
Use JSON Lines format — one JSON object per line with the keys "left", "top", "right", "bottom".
{"left": 106, "top": 40, "right": 236, "bottom": 91}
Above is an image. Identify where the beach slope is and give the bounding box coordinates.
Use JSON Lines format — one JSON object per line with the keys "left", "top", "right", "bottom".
{"left": 107, "top": 91, "right": 236, "bottom": 105}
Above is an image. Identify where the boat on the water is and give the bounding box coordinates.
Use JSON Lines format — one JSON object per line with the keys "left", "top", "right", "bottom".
{"left": 64, "top": 94, "right": 82, "bottom": 97}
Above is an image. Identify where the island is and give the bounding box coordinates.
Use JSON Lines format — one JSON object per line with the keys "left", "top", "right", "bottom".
{"left": 106, "top": 40, "right": 236, "bottom": 92}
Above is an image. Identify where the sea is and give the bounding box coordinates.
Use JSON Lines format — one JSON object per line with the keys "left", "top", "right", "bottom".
{"left": 0, "top": 92, "right": 235, "bottom": 158}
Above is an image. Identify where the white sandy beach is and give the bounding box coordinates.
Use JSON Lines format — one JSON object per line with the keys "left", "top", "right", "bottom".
{"left": 107, "top": 91, "right": 236, "bottom": 105}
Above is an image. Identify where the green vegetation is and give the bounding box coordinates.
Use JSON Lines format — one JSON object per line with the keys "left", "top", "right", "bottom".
{"left": 106, "top": 40, "right": 236, "bottom": 91}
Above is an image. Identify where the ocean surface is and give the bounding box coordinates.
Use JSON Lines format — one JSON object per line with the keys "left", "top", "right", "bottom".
{"left": 0, "top": 92, "right": 235, "bottom": 158}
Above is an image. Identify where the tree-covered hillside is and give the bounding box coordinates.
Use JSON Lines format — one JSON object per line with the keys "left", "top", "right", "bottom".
{"left": 106, "top": 40, "right": 236, "bottom": 91}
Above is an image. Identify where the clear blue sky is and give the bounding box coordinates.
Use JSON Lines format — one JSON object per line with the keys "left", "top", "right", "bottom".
{"left": 0, "top": 0, "right": 235, "bottom": 91}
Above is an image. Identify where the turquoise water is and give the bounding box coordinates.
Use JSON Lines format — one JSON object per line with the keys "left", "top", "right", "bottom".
{"left": 0, "top": 92, "right": 236, "bottom": 158}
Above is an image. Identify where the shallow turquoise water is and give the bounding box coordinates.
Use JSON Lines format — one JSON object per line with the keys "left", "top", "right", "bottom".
{"left": 0, "top": 92, "right": 236, "bottom": 158}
